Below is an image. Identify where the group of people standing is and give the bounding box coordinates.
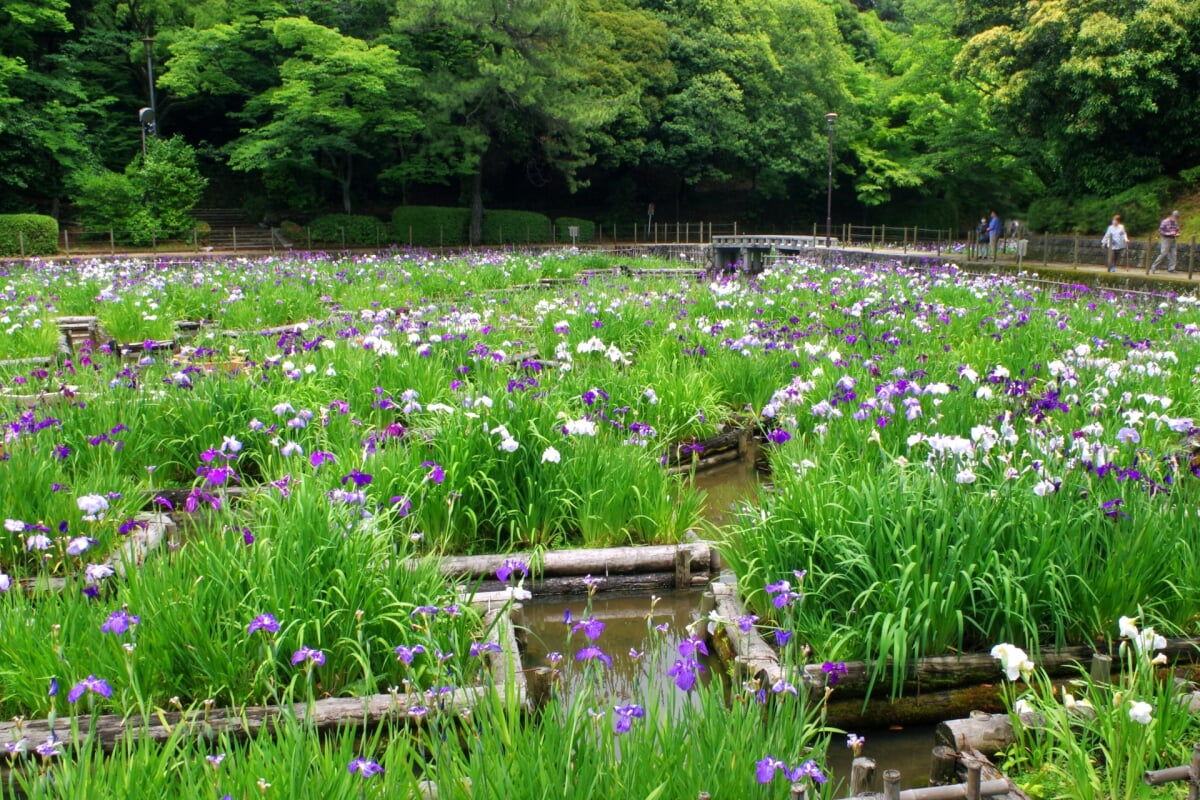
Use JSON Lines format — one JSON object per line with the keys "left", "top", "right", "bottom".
{"left": 1101, "top": 210, "right": 1181, "bottom": 273}
{"left": 975, "top": 211, "right": 1010, "bottom": 260}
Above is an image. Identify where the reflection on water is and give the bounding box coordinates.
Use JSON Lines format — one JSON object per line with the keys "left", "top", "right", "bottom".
{"left": 689, "top": 450, "right": 765, "bottom": 525}
{"left": 824, "top": 725, "right": 940, "bottom": 792}
{"left": 518, "top": 590, "right": 715, "bottom": 707}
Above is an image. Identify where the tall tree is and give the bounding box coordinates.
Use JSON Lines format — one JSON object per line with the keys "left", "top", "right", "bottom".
{"left": 393, "top": 0, "right": 620, "bottom": 244}
{"left": 955, "top": 0, "right": 1200, "bottom": 195}
{"left": 224, "top": 17, "right": 420, "bottom": 214}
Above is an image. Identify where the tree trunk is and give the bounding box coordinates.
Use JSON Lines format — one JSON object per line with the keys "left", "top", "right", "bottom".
{"left": 469, "top": 167, "right": 484, "bottom": 246}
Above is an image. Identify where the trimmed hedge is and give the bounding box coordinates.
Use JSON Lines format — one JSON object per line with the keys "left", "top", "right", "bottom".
{"left": 390, "top": 206, "right": 470, "bottom": 247}
{"left": 0, "top": 214, "right": 58, "bottom": 256}
{"left": 555, "top": 217, "right": 596, "bottom": 243}
{"left": 307, "top": 214, "right": 386, "bottom": 247}
{"left": 481, "top": 210, "right": 553, "bottom": 244}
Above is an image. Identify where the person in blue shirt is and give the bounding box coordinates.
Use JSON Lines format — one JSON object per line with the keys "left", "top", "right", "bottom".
{"left": 987, "top": 211, "right": 1001, "bottom": 260}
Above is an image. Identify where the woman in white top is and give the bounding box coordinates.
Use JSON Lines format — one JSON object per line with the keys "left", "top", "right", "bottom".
{"left": 1101, "top": 214, "right": 1129, "bottom": 272}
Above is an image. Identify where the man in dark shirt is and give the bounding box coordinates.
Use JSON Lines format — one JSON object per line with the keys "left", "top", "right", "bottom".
{"left": 1149, "top": 210, "right": 1181, "bottom": 274}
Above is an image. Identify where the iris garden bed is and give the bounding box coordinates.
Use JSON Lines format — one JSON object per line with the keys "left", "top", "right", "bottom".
{"left": 3, "top": 250, "right": 1200, "bottom": 797}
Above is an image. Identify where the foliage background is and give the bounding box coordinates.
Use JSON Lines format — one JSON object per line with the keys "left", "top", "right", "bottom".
{"left": 3, "top": 0, "right": 1200, "bottom": 235}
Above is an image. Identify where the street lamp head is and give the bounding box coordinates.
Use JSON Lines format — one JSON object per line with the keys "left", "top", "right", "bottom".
{"left": 825, "top": 112, "right": 838, "bottom": 125}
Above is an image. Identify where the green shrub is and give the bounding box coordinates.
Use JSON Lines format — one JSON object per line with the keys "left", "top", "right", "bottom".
{"left": 0, "top": 214, "right": 59, "bottom": 256}
{"left": 481, "top": 210, "right": 552, "bottom": 244}
{"left": 554, "top": 216, "right": 596, "bottom": 243}
{"left": 1025, "top": 197, "right": 1074, "bottom": 233}
{"left": 307, "top": 214, "right": 384, "bottom": 247}
{"left": 390, "top": 206, "right": 470, "bottom": 247}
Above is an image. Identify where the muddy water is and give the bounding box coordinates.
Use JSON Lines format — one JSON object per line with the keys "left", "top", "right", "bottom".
{"left": 689, "top": 451, "right": 765, "bottom": 525}
{"left": 824, "top": 725, "right": 941, "bottom": 792}
{"left": 517, "top": 589, "right": 715, "bottom": 707}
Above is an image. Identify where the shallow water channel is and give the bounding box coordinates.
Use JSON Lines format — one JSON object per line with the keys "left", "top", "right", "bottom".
{"left": 690, "top": 448, "right": 766, "bottom": 525}
{"left": 517, "top": 589, "right": 717, "bottom": 706}
{"left": 517, "top": 589, "right": 941, "bottom": 791}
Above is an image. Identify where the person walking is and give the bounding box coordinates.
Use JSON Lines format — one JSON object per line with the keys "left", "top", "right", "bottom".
{"left": 987, "top": 211, "right": 1001, "bottom": 260}
{"left": 1149, "top": 210, "right": 1181, "bottom": 274}
{"left": 1101, "top": 214, "right": 1129, "bottom": 272}
{"left": 975, "top": 217, "right": 987, "bottom": 258}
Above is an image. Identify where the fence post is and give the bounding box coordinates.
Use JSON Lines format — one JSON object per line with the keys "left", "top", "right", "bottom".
{"left": 1072, "top": 233, "right": 1079, "bottom": 267}
{"left": 1189, "top": 236, "right": 1195, "bottom": 280}
{"left": 340, "top": 226, "right": 346, "bottom": 249}
{"left": 966, "top": 760, "right": 982, "bottom": 800}
{"left": 654, "top": 222, "right": 658, "bottom": 244}
{"left": 193, "top": 229, "right": 198, "bottom": 252}
{"left": 110, "top": 228, "right": 115, "bottom": 255}
{"left": 307, "top": 227, "right": 312, "bottom": 250}
{"left": 18, "top": 231, "right": 25, "bottom": 256}
{"left": 733, "top": 221, "right": 737, "bottom": 236}
{"left": 377, "top": 224, "right": 382, "bottom": 249}
{"left": 883, "top": 770, "right": 901, "bottom": 800}
{"left": 64, "top": 228, "right": 70, "bottom": 256}
{"left": 232, "top": 227, "right": 238, "bottom": 254}
{"left": 152, "top": 227, "right": 157, "bottom": 254}
{"left": 1144, "top": 234, "right": 1153, "bottom": 273}
{"left": 1042, "top": 233, "right": 1049, "bottom": 265}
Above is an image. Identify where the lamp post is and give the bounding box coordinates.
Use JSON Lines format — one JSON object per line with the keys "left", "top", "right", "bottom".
{"left": 824, "top": 112, "right": 837, "bottom": 251}
{"left": 142, "top": 37, "right": 158, "bottom": 138}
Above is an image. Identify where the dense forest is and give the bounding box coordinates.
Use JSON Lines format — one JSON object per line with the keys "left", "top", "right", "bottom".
{"left": 2, "top": 0, "right": 1199, "bottom": 235}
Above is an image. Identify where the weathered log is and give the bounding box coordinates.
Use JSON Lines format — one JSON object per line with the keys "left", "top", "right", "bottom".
{"left": 959, "top": 748, "right": 1032, "bottom": 800}
{"left": 0, "top": 685, "right": 517, "bottom": 757}
{"left": 823, "top": 686, "right": 1006, "bottom": 731}
{"left": 819, "top": 637, "right": 1200, "bottom": 695}
{"left": 436, "top": 542, "right": 712, "bottom": 581}
{"left": 935, "top": 714, "right": 1016, "bottom": 757}
{"left": 0, "top": 356, "right": 53, "bottom": 369}
{"left": 709, "top": 582, "right": 783, "bottom": 687}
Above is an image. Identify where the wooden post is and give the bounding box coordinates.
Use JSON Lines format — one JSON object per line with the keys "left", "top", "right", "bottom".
{"left": 1189, "top": 236, "right": 1196, "bottom": 280}
{"left": 232, "top": 226, "right": 238, "bottom": 254}
{"left": 871, "top": 225, "right": 876, "bottom": 250}
{"left": 64, "top": 228, "right": 70, "bottom": 256}
{"left": 409, "top": 225, "right": 413, "bottom": 247}
{"left": 1145, "top": 233, "right": 1153, "bottom": 273}
{"left": 698, "top": 794, "right": 711, "bottom": 800}
{"left": 965, "top": 759, "right": 982, "bottom": 800}
{"left": 376, "top": 224, "right": 382, "bottom": 249}
{"left": 1072, "top": 233, "right": 1079, "bottom": 267}
{"left": 675, "top": 547, "right": 693, "bottom": 589}
{"left": 1042, "top": 232, "right": 1049, "bottom": 265}
{"left": 789, "top": 784, "right": 809, "bottom": 800}
{"left": 733, "top": 221, "right": 738, "bottom": 236}
{"left": 110, "top": 228, "right": 115, "bottom": 255}
{"left": 151, "top": 227, "right": 157, "bottom": 254}
{"left": 850, "top": 757, "right": 877, "bottom": 796}
{"left": 192, "top": 229, "right": 198, "bottom": 252}
{"left": 19, "top": 230, "right": 26, "bottom": 256}
{"left": 881, "top": 224, "right": 887, "bottom": 249}
{"left": 340, "top": 226, "right": 346, "bottom": 249}
{"left": 930, "top": 745, "right": 958, "bottom": 785}
{"left": 307, "top": 227, "right": 312, "bottom": 250}
{"left": 883, "top": 769, "right": 901, "bottom": 800}
{"left": 1090, "top": 653, "right": 1112, "bottom": 685}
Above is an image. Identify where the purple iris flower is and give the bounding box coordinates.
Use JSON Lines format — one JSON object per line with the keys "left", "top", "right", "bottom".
{"left": 822, "top": 661, "right": 849, "bottom": 686}
{"left": 496, "top": 558, "right": 529, "bottom": 583}
{"left": 678, "top": 636, "right": 708, "bottom": 659}
{"left": 668, "top": 657, "right": 704, "bottom": 691}
{"left": 784, "top": 760, "right": 828, "bottom": 784}
{"left": 348, "top": 757, "right": 384, "bottom": 778}
{"left": 67, "top": 675, "right": 113, "bottom": 703}
{"left": 394, "top": 644, "right": 425, "bottom": 665}
{"left": 766, "top": 428, "right": 792, "bottom": 445}
{"left": 576, "top": 645, "right": 612, "bottom": 669}
{"left": 100, "top": 609, "right": 139, "bottom": 636}
{"left": 341, "top": 469, "right": 372, "bottom": 488}
{"left": 247, "top": 614, "right": 281, "bottom": 636}
{"left": 421, "top": 461, "right": 445, "bottom": 484}
{"left": 756, "top": 756, "right": 784, "bottom": 784}
{"left": 470, "top": 641, "right": 502, "bottom": 657}
{"left": 612, "top": 703, "right": 645, "bottom": 734}
{"left": 572, "top": 616, "right": 605, "bottom": 642}
{"left": 290, "top": 646, "right": 326, "bottom": 667}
